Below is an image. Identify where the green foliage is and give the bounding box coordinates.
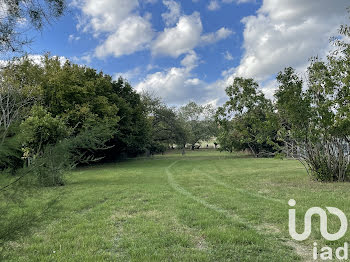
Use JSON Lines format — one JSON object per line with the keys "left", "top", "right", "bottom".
{"left": 14, "top": 56, "right": 149, "bottom": 160}
{"left": 275, "top": 67, "right": 311, "bottom": 142}
{"left": 0, "top": 0, "right": 66, "bottom": 53}
{"left": 274, "top": 18, "right": 350, "bottom": 181}
{"left": 217, "top": 77, "right": 280, "bottom": 157}
{"left": 0, "top": 56, "right": 42, "bottom": 145}
{"left": 68, "top": 121, "right": 117, "bottom": 164}
{"left": 20, "top": 105, "right": 69, "bottom": 156}
{"left": 106, "top": 78, "right": 150, "bottom": 158}
{"left": 141, "top": 92, "right": 184, "bottom": 154}
{"left": 40, "top": 57, "right": 119, "bottom": 128}
{"left": 0, "top": 133, "right": 22, "bottom": 172}
{"left": 177, "top": 102, "right": 217, "bottom": 150}
{"left": 25, "top": 122, "right": 116, "bottom": 187}
{"left": 0, "top": 55, "right": 150, "bottom": 187}
{"left": 29, "top": 142, "right": 71, "bottom": 186}
{"left": 0, "top": 58, "right": 43, "bottom": 171}
{"left": 216, "top": 120, "right": 242, "bottom": 153}
{"left": 148, "top": 106, "right": 179, "bottom": 153}
{"left": 148, "top": 142, "right": 168, "bottom": 155}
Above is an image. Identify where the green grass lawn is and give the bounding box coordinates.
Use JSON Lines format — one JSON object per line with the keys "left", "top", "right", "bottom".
{"left": 1, "top": 150, "right": 350, "bottom": 261}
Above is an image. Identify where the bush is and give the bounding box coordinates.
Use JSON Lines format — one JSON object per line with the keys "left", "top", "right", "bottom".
{"left": 148, "top": 142, "right": 168, "bottom": 155}
{"left": 26, "top": 122, "right": 116, "bottom": 186}
{"left": 30, "top": 142, "right": 72, "bottom": 186}
{"left": 0, "top": 135, "right": 23, "bottom": 173}
{"left": 305, "top": 141, "right": 350, "bottom": 182}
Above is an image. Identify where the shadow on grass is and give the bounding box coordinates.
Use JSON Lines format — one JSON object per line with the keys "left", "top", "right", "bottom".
{"left": 0, "top": 185, "right": 64, "bottom": 258}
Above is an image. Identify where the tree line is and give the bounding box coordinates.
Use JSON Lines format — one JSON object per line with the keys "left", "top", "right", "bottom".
{"left": 217, "top": 19, "right": 350, "bottom": 182}
{"left": 0, "top": 55, "right": 218, "bottom": 186}
{"left": 0, "top": 2, "right": 349, "bottom": 186}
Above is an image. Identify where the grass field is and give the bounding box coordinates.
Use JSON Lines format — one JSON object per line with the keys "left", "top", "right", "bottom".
{"left": 1, "top": 150, "right": 350, "bottom": 261}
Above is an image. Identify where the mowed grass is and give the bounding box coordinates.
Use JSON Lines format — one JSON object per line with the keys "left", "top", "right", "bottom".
{"left": 1, "top": 150, "right": 350, "bottom": 261}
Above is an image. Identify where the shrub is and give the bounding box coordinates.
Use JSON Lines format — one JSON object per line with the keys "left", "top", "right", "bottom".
{"left": 0, "top": 135, "right": 23, "bottom": 173}
{"left": 30, "top": 142, "right": 72, "bottom": 186}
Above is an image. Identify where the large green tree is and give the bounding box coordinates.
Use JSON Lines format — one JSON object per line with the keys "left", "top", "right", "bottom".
{"left": 39, "top": 58, "right": 150, "bottom": 159}
{"left": 217, "top": 77, "right": 280, "bottom": 157}
{"left": 1, "top": 55, "right": 151, "bottom": 172}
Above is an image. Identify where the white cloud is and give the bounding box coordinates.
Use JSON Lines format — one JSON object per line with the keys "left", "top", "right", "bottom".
{"left": 95, "top": 16, "right": 154, "bottom": 58}
{"left": 115, "top": 67, "right": 142, "bottom": 82}
{"left": 201, "top": 27, "right": 234, "bottom": 44}
{"left": 223, "top": 51, "right": 234, "bottom": 61}
{"left": 152, "top": 12, "right": 203, "bottom": 57}
{"left": 161, "top": 0, "right": 181, "bottom": 26}
{"left": 146, "top": 64, "right": 159, "bottom": 71}
{"left": 75, "top": 0, "right": 236, "bottom": 59}
{"left": 181, "top": 50, "right": 199, "bottom": 70}
{"left": 80, "top": 54, "right": 92, "bottom": 64}
{"left": 71, "top": 52, "right": 93, "bottom": 64}
{"left": 33, "top": 55, "right": 68, "bottom": 66}
{"left": 0, "top": 55, "right": 69, "bottom": 68}
{"left": 68, "top": 34, "right": 81, "bottom": 42}
{"left": 234, "top": 0, "right": 349, "bottom": 80}
{"left": 136, "top": 50, "right": 208, "bottom": 104}
{"left": 135, "top": 53, "right": 238, "bottom": 105}
{"left": 72, "top": 0, "right": 350, "bottom": 107}
{"left": 75, "top": 0, "right": 154, "bottom": 58}
{"left": 185, "top": 78, "right": 201, "bottom": 86}
{"left": 260, "top": 79, "right": 278, "bottom": 100}
{"left": 76, "top": 0, "right": 139, "bottom": 33}
{"left": 136, "top": 67, "right": 193, "bottom": 104}
{"left": 135, "top": 49, "right": 227, "bottom": 105}
{"left": 217, "top": 27, "right": 234, "bottom": 39}
{"left": 153, "top": 14, "right": 234, "bottom": 57}
{"left": 208, "top": 0, "right": 220, "bottom": 11}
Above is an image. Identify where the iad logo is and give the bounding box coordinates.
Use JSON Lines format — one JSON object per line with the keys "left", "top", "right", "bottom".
{"left": 288, "top": 199, "right": 349, "bottom": 260}
{"left": 288, "top": 199, "right": 348, "bottom": 241}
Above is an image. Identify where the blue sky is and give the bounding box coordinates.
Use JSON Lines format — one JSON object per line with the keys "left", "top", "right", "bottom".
{"left": 24, "top": 0, "right": 349, "bottom": 105}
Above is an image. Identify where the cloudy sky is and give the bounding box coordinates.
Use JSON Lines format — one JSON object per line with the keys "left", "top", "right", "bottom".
{"left": 26, "top": 0, "right": 349, "bottom": 105}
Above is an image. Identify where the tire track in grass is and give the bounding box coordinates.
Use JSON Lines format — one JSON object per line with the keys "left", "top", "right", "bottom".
{"left": 198, "top": 167, "right": 285, "bottom": 204}
{"left": 166, "top": 160, "right": 312, "bottom": 262}
{"left": 166, "top": 161, "right": 240, "bottom": 221}
{"left": 207, "top": 161, "right": 326, "bottom": 210}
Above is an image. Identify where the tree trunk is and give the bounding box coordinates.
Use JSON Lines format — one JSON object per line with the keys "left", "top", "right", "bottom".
{"left": 247, "top": 143, "right": 257, "bottom": 158}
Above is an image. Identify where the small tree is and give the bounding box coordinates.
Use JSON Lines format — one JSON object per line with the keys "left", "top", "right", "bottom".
{"left": 20, "top": 105, "right": 69, "bottom": 158}
{"left": 26, "top": 122, "right": 116, "bottom": 186}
